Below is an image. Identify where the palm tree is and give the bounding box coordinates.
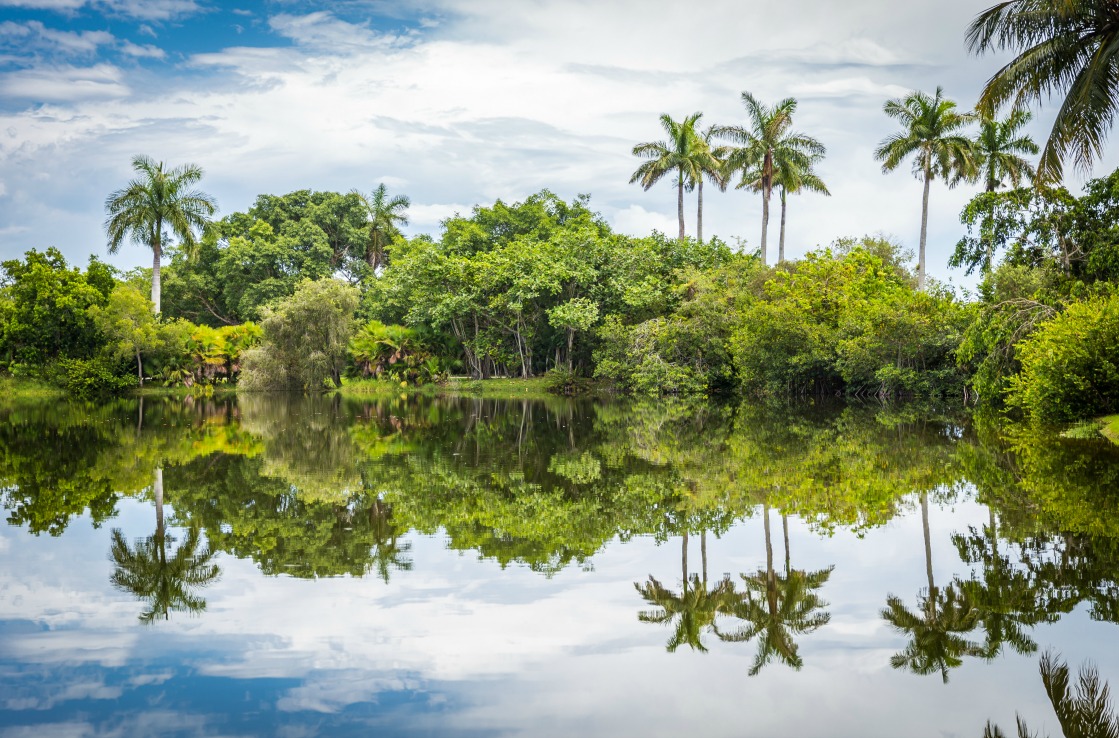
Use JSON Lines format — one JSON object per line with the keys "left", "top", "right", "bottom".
{"left": 109, "top": 468, "right": 220, "bottom": 622}
{"left": 967, "top": 0, "right": 1119, "bottom": 183}
{"left": 635, "top": 573, "right": 737, "bottom": 653}
{"left": 983, "top": 652, "right": 1119, "bottom": 738}
{"left": 630, "top": 112, "right": 714, "bottom": 241}
{"left": 691, "top": 125, "right": 728, "bottom": 244}
{"left": 874, "top": 87, "right": 977, "bottom": 290}
{"left": 355, "top": 183, "right": 410, "bottom": 272}
{"left": 881, "top": 491, "right": 984, "bottom": 682}
{"left": 716, "top": 504, "right": 832, "bottom": 674}
{"left": 975, "top": 110, "right": 1039, "bottom": 192}
{"left": 105, "top": 155, "right": 217, "bottom": 315}
{"left": 715, "top": 92, "right": 826, "bottom": 265}
{"left": 740, "top": 150, "right": 830, "bottom": 263}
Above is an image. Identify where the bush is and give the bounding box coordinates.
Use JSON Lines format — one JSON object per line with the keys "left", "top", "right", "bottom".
{"left": 49, "top": 357, "right": 136, "bottom": 397}
{"left": 1007, "top": 292, "right": 1119, "bottom": 421}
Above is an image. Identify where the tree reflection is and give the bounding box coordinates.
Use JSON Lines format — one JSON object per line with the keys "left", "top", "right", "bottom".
{"left": 983, "top": 652, "right": 1119, "bottom": 738}
{"left": 717, "top": 503, "right": 832, "bottom": 674}
{"left": 882, "top": 491, "right": 983, "bottom": 683}
{"left": 109, "top": 468, "right": 220, "bottom": 622}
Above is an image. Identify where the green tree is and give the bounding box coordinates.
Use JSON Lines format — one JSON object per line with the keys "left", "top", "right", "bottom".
{"left": 773, "top": 150, "right": 830, "bottom": 263}
{"left": 975, "top": 110, "right": 1039, "bottom": 192}
{"left": 875, "top": 87, "right": 977, "bottom": 290}
{"left": 355, "top": 183, "right": 410, "bottom": 272}
{"left": 968, "top": 0, "right": 1119, "bottom": 182}
{"left": 104, "top": 155, "right": 217, "bottom": 315}
{"left": 715, "top": 92, "right": 826, "bottom": 265}
{"left": 630, "top": 112, "right": 714, "bottom": 240}
{"left": 240, "top": 279, "right": 359, "bottom": 390}
{"left": 89, "top": 284, "right": 160, "bottom": 386}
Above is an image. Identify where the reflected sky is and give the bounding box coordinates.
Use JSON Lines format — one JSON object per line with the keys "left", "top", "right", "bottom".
{"left": 1, "top": 396, "right": 1118, "bottom": 736}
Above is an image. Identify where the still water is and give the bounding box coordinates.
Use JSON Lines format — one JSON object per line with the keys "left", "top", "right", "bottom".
{"left": 1, "top": 393, "right": 1118, "bottom": 737}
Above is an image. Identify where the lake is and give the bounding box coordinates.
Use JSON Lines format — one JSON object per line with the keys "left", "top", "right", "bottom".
{"left": 1, "top": 393, "right": 1118, "bottom": 737}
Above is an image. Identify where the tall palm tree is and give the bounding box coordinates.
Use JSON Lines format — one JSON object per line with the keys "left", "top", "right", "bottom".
{"left": 881, "top": 491, "right": 984, "bottom": 683}
{"left": 105, "top": 155, "right": 217, "bottom": 315}
{"left": 716, "top": 503, "right": 832, "bottom": 674}
{"left": 355, "top": 183, "right": 410, "bottom": 272}
{"left": 630, "top": 112, "right": 713, "bottom": 241}
{"left": 874, "top": 87, "right": 977, "bottom": 290}
{"left": 975, "top": 109, "right": 1039, "bottom": 192}
{"left": 109, "top": 468, "right": 220, "bottom": 622}
{"left": 740, "top": 150, "right": 830, "bottom": 263}
{"left": 691, "top": 125, "right": 728, "bottom": 244}
{"left": 983, "top": 652, "right": 1119, "bottom": 738}
{"left": 715, "top": 93, "right": 826, "bottom": 265}
{"left": 635, "top": 573, "right": 737, "bottom": 653}
{"left": 968, "top": 0, "right": 1119, "bottom": 183}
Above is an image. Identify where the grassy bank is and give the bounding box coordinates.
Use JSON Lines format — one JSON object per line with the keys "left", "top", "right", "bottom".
{"left": 1101, "top": 415, "right": 1119, "bottom": 444}
{"left": 0, "top": 374, "right": 65, "bottom": 401}
{"left": 436, "top": 377, "right": 557, "bottom": 400}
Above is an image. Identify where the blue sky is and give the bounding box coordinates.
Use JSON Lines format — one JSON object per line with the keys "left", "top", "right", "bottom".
{"left": 0, "top": 0, "right": 1115, "bottom": 289}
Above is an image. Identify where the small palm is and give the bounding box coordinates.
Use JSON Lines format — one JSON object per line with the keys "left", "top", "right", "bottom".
{"left": 110, "top": 525, "right": 220, "bottom": 623}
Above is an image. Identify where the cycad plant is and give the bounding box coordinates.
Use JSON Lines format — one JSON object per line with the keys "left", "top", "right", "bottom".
{"left": 968, "top": 0, "right": 1119, "bottom": 182}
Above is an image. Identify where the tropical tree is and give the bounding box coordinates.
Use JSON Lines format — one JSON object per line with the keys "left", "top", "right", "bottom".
{"left": 967, "top": 0, "right": 1119, "bottom": 183}
{"left": 691, "top": 125, "right": 728, "bottom": 244}
{"left": 715, "top": 92, "right": 826, "bottom": 265}
{"left": 105, "top": 155, "right": 217, "bottom": 315}
{"left": 875, "top": 87, "right": 977, "bottom": 290}
{"left": 741, "top": 150, "right": 830, "bottom": 263}
{"left": 974, "top": 110, "right": 1039, "bottom": 192}
{"left": 630, "top": 112, "right": 715, "bottom": 240}
{"left": 355, "top": 183, "right": 410, "bottom": 272}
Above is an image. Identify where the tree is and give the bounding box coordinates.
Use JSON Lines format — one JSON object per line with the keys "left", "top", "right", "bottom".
{"left": 968, "top": 0, "right": 1119, "bottom": 182}
{"left": 875, "top": 87, "right": 977, "bottom": 290}
{"left": 104, "top": 155, "right": 217, "bottom": 315}
{"left": 740, "top": 148, "right": 830, "bottom": 263}
{"left": 630, "top": 112, "right": 714, "bottom": 240}
{"left": 715, "top": 92, "right": 826, "bottom": 265}
{"left": 691, "top": 125, "right": 728, "bottom": 244}
{"left": 240, "top": 278, "right": 359, "bottom": 390}
{"left": 355, "top": 184, "right": 410, "bottom": 272}
{"left": 89, "top": 284, "right": 159, "bottom": 386}
{"left": 975, "top": 110, "right": 1039, "bottom": 192}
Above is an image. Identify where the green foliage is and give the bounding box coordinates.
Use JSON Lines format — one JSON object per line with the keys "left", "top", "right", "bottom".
{"left": 0, "top": 248, "right": 113, "bottom": 367}
{"left": 240, "top": 279, "right": 359, "bottom": 390}
{"left": 349, "top": 320, "right": 442, "bottom": 385}
{"left": 1007, "top": 292, "right": 1119, "bottom": 421}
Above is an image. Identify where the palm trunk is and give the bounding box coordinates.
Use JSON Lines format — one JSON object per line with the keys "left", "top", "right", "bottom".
{"left": 763, "top": 502, "right": 774, "bottom": 585}
{"left": 701, "top": 529, "right": 708, "bottom": 588}
{"left": 782, "top": 513, "right": 790, "bottom": 576}
{"left": 778, "top": 187, "right": 788, "bottom": 264}
{"left": 151, "top": 223, "right": 162, "bottom": 315}
{"left": 136, "top": 348, "right": 143, "bottom": 387}
{"left": 682, "top": 528, "right": 689, "bottom": 591}
{"left": 918, "top": 165, "right": 931, "bottom": 291}
{"left": 760, "top": 188, "right": 771, "bottom": 265}
{"left": 677, "top": 175, "right": 685, "bottom": 241}
{"left": 697, "top": 179, "right": 703, "bottom": 244}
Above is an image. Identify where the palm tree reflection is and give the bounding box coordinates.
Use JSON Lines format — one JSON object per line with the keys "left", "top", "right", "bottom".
{"left": 110, "top": 468, "right": 220, "bottom": 623}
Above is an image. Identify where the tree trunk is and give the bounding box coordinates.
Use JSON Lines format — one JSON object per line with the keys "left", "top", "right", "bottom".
{"left": 918, "top": 165, "right": 931, "bottom": 291}
{"left": 566, "top": 327, "right": 574, "bottom": 371}
{"left": 151, "top": 221, "right": 162, "bottom": 315}
{"left": 697, "top": 179, "right": 703, "bottom": 244}
{"left": 136, "top": 348, "right": 144, "bottom": 387}
{"left": 700, "top": 529, "right": 707, "bottom": 588}
{"left": 677, "top": 174, "right": 685, "bottom": 241}
{"left": 778, "top": 187, "right": 788, "bottom": 264}
{"left": 760, "top": 187, "right": 770, "bottom": 266}
{"left": 681, "top": 528, "right": 689, "bottom": 590}
{"left": 782, "top": 512, "right": 790, "bottom": 576}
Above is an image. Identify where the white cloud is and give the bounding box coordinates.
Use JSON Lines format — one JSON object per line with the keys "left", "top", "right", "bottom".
{"left": 0, "top": 0, "right": 85, "bottom": 11}
{"left": 0, "top": 0, "right": 200, "bottom": 18}
{"left": 0, "top": 63, "right": 128, "bottom": 101}
{"left": 0, "top": 20, "right": 116, "bottom": 57}
{"left": 118, "top": 40, "right": 165, "bottom": 59}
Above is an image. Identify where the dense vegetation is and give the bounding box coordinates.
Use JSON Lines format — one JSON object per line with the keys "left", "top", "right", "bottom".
{"left": 3, "top": 0, "right": 1119, "bottom": 425}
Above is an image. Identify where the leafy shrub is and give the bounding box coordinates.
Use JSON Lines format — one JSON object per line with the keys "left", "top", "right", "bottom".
{"left": 49, "top": 357, "right": 136, "bottom": 397}
{"left": 1007, "top": 292, "right": 1119, "bottom": 421}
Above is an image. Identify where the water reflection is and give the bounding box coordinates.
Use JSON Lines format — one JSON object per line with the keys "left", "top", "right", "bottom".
{"left": 2, "top": 394, "right": 1119, "bottom": 735}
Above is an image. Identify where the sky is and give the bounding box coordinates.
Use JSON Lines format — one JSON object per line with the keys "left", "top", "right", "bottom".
{"left": 0, "top": 0, "right": 1116, "bottom": 291}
